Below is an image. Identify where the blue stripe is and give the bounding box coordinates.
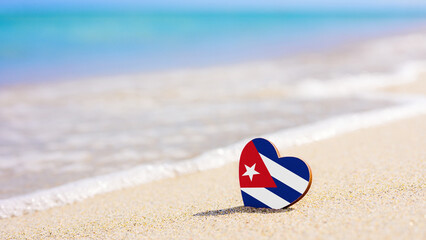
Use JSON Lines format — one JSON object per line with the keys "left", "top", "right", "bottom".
{"left": 266, "top": 177, "right": 302, "bottom": 204}
{"left": 277, "top": 157, "right": 310, "bottom": 181}
{"left": 251, "top": 138, "right": 279, "bottom": 161}
{"left": 252, "top": 138, "right": 310, "bottom": 181}
{"left": 241, "top": 190, "right": 270, "bottom": 208}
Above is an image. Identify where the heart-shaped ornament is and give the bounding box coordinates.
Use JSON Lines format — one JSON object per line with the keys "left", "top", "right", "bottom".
{"left": 239, "top": 138, "right": 312, "bottom": 209}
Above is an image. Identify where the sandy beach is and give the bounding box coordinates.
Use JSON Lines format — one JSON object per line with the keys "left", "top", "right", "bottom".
{"left": 0, "top": 77, "right": 425, "bottom": 239}
{"left": 2, "top": 5, "right": 426, "bottom": 240}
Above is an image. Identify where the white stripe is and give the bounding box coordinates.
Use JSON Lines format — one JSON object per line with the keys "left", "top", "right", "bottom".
{"left": 241, "top": 188, "right": 290, "bottom": 209}
{"left": 259, "top": 153, "right": 309, "bottom": 194}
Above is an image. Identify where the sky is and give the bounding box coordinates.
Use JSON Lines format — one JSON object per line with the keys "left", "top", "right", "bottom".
{"left": 1, "top": 0, "right": 426, "bottom": 10}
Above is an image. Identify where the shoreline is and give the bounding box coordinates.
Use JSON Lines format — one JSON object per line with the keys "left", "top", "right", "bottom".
{"left": 0, "top": 79, "right": 425, "bottom": 238}
{"left": 1, "top": 94, "right": 424, "bottom": 219}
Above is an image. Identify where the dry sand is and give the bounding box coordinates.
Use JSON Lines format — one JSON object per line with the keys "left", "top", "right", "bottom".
{"left": 1, "top": 80, "right": 425, "bottom": 239}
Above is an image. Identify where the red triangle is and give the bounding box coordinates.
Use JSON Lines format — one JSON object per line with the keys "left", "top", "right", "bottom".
{"left": 239, "top": 141, "right": 277, "bottom": 188}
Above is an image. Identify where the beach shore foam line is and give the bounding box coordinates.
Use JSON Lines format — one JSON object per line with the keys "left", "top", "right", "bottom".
{"left": 0, "top": 93, "right": 425, "bottom": 219}
{"left": 292, "top": 60, "right": 426, "bottom": 98}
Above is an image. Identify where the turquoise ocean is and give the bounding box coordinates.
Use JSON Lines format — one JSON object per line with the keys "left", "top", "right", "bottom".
{"left": 1, "top": 9, "right": 426, "bottom": 84}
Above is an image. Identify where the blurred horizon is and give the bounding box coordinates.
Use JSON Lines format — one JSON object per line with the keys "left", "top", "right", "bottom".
{"left": 1, "top": 0, "right": 426, "bottom": 11}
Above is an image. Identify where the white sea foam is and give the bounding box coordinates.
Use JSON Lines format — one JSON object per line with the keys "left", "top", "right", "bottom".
{"left": 1, "top": 94, "right": 425, "bottom": 218}
{"left": 292, "top": 60, "right": 426, "bottom": 98}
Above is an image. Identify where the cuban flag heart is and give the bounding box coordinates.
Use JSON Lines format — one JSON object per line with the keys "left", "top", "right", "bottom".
{"left": 239, "top": 138, "right": 312, "bottom": 209}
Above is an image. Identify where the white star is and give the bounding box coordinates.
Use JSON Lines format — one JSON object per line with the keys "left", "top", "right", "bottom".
{"left": 242, "top": 164, "right": 260, "bottom": 181}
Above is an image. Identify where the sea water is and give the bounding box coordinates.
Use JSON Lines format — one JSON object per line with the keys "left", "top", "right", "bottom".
{"left": 1, "top": 9, "right": 426, "bottom": 84}
{"left": 0, "top": 9, "right": 426, "bottom": 217}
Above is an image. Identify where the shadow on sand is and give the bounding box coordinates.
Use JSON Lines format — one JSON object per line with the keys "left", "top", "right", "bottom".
{"left": 194, "top": 206, "right": 293, "bottom": 216}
